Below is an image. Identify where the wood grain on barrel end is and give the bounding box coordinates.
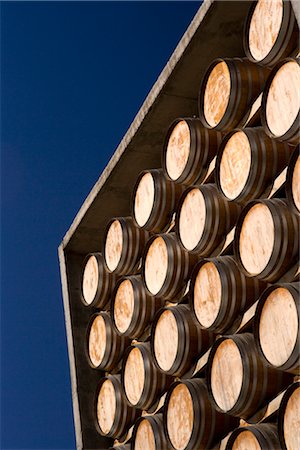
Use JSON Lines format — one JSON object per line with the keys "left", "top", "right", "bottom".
{"left": 166, "top": 120, "right": 190, "bottom": 181}
{"left": 284, "top": 386, "right": 300, "bottom": 450}
{"left": 179, "top": 188, "right": 206, "bottom": 251}
{"left": 88, "top": 315, "right": 107, "bottom": 367}
{"left": 134, "top": 173, "right": 155, "bottom": 227}
{"left": 232, "top": 430, "right": 261, "bottom": 450}
{"left": 194, "top": 262, "right": 222, "bottom": 328}
{"left": 259, "top": 287, "right": 298, "bottom": 367}
{"left": 239, "top": 203, "right": 275, "bottom": 275}
{"left": 82, "top": 255, "right": 99, "bottom": 304}
{"left": 114, "top": 279, "right": 134, "bottom": 334}
{"left": 105, "top": 220, "right": 123, "bottom": 271}
{"left": 167, "top": 384, "right": 194, "bottom": 450}
{"left": 266, "top": 61, "right": 300, "bottom": 137}
{"left": 145, "top": 237, "right": 168, "bottom": 295}
{"left": 124, "top": 347, "right": 145, "bottom": 406}
{"left": 204, "top": 61, "right": 231, "bottom": 127}
{"left": 292, "top": 155, "right": 300, "bottom": 212}
{"left": 154, "top": 310, "right": 178, "bottom": 372}
{"left": 97, "top": 379, "right": 116, "bottom": 435}
{"left": 249, "top": 0, "right": 283, "bottom": 62}
{"left": 220, "top": 131, "right": 251, "bottom": 200}
{"left": 134, "top": 419, "right": 156, "bottom": 450}
{"left": 211, "top": 339, "right": 243, "bottom": 412}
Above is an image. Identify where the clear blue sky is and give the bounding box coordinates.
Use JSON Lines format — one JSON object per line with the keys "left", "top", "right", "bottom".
{"left": 1, "top": 1, "right": 199, "bottom": 448}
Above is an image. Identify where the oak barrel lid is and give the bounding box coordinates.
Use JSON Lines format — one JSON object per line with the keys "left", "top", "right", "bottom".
{"left": 219, "top": 130, "right": 252, "bottom": 200}
{"left": 258, "top": 287, "right": 299, "bottom": 367}
{"left": 248, "top": 0, "right": 283, "bottom": 62}
{"left": 283, "top": 384, "right": 300, "bottom": 450}
{"left": 144, "top": 236, "right": 168, "bottom": 295}
{"left": 292, "top": 154, "right": 300, "bottom": 213}
{"left": 165, "top": 120, "right": 191, "bottom": 181}
{"left": 88, "top": 314, "right": 107, "bottom": 367}
{"left": 82, "top": 255, "right": 99, "bottom": 305}
{"left": 211, "top": 338, "right": 243, "bottom": 412}
{"left": 134, "top": 172, "right": 155, "bottom": 227}
{"left": 166, "top": 383, "right": 194, "bottom": 450}
{"left": 105, "top": 219, "right": 123, "bottom": 271}
{"left": 134, "top": 418, "right": 156, "bottom": 450}
{"left": 113, "top": 279, "right": 134, "bottom": 334}
{"left": 178, "top": 188, "right": 206, "bottom": 251}
{"left": 239, "top": 203, "right": 275, "bottom": 275}
{"left": 266, "top": 60, "right": 300, "bottom": 137}
{"left": 154, "top": 309, "right": 178, "bottom": 372}
{"left": 97, "top": 379, "right": 116, "bottom": 435}
{"left": 124, "top": 347, "right": 145, "bottom": 406}
{"left": 193, "top": 261, "right": 222, "bottom": 328}
{"left": 231, "top": 430, "right": 261, "bottom": 450}
{"left": 203, "top": 61, "right": 231, "bottom": 128}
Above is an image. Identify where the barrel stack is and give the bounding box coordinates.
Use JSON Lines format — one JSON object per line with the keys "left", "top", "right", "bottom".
{"left": 77, "top": 1, "right": 300, "bottom": 449}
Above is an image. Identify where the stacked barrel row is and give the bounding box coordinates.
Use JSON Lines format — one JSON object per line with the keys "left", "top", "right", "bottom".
{"left": 80, "top": 1, "right": 300, "bottom": 449}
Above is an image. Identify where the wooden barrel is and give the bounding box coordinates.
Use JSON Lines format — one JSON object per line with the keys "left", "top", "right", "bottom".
{"left": 164, "top": 379, "right": 238, "bottom": 450}
{"left": 111, "top": 275, "right": 164, "bottom": 339}
{"left": 86, "top": 312, "right": 129, "bottom": 371}
{"left": 243, "top": 0, "right": 299, "bottom": 67}
{"left": 162, "top": 117, "right": 222, "bottom": 185}
{"left": 132, "top": 169, "right": 184, "bottom": 233}
{"left": 278, "top": 382, "right": 300, "bottom": 450}
{"left": 81, "top": 252, "right": 116, "bottom": 308}
{"left": 234, "top": 198, "right": 300, "bottom": 282}
{"left": 254, "top": 283, "right": 300, "bottom": 374}
{"left": 286, "top": 145, "right": 300, "bottom": 215}
{"left": 95, "top": 375, "right": 140, "bottom": 439}
{"left": 103, "top": 217, "right": 149, "bottom": 275}
{"left": 225, "top": 424, "right": 280, "bottom": 450}
{"left": 131, "top": 414, "right": 170, "bottom": 450}
{"left": 122, "top": 343, "right": 171, "bottom": 411}
{"left": 109, "top": 445, "right": 130, "bottom": 450}
{"left": 189, "top": 256, "right": 266, "bottom": 334}
{"left": 198, "top": 58, "right": 271, "bottom": 131}
{"left": 261, "top": 58, "right": 300, "bottom": 145}
{"left": 151, "top": 304, "right": 214, "bottom": 377}
{"left": 207, "top": 333, "right": 293, "bottom": 420}
{"left": 215, "top": 127, "right": 291, "bottom": 203}
{"left": 176, "top": 184, "right": 241, "bottom": 256}
{"left": 142, "top": 233, "right": 196, "bottom": 301}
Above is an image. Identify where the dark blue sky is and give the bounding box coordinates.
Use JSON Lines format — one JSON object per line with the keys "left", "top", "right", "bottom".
{"left": 1, "top": 1, "right": 199, "bottom": 448}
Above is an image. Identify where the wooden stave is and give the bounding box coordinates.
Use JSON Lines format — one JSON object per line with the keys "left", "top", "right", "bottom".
{"left": 261, "top": 57, "right": 300, "bottom": 145}
{"left": 189, "top": 255, "right": 267, "bottom": 334}
{"left": 277, "top": 381, "right": 300, "bottom": 450}
{"left": 103, "top": 217, "right": 149, "bottom": 276}
{"left": 95, "top": 375, "right": 140, "bottom": 440}
{"left": 176, "top": 184, "right": 241, "bottom": 256}
{"left": 86, "top": 312, "right": 129, "bottom": 372}
{"left": 151, "top": 304, "right": 214, "bottom": 377}
{"left": 243, "top": 0, "right": 300, "bottom": 67}
{"left": 253, "top": 283, "right": 300, "bottom": 375}
{"left": 121, "top": 342, "right": 172, "bottom": 412}
{"left": 132, "top": 168, "right": 184, "bottom": 233}
{"left": 234, "top": 198, "right": 300, "bottom": 282}
{"left": 207, "top": 333, "right": 294, "bottom": 420}
{"left": 225, "top": 423, "right": 280, "bottom": 450}
{"left": 215, "top": 127, "right": 292, "bottom": 203}
{"left": 286, "top": 145, "right": 300, "bottom": 215}
{"left": 162, "top": 117, "right": 222, "bottom": 185}
{"left": 131, "top": 414, "right": 171, "bottom": 450}
{"left": 111, "top": 275, "right": 164, "bottom": 339}
{"left": 164, "top": 378, "right": 238, "bottom": 450}
{"left": 142, "top": 233, "right": 197, "bottom": 302}
{"left": 81, "top": 252, "right": 117, "bottom": 308}
{"left": 198, "top": 57, "right": 271, "bottom": 132}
